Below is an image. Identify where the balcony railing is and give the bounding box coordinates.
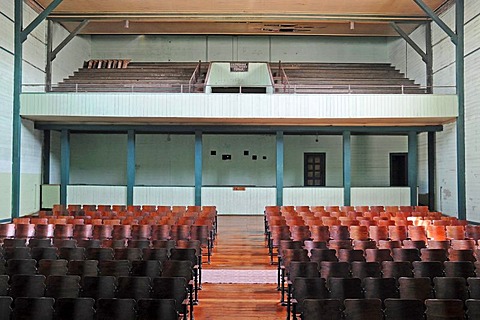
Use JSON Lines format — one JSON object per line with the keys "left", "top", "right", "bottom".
{"left": 22, "top": 83, "right": 457, "bottom": 95}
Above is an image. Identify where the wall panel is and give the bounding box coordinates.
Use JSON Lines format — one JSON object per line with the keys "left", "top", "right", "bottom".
{"left": 133, "top": 187, "right": 195, "bottom": 206}
{"left": 202, "top": 187, "right": 276, "bottom": 214}
{"left": 351, "top": 187, "right": 411, "bottom": 206}
{"left": 283, "top": 187, "right": 344, "bottom": 206}
{"left": 67, "top": 185, "right": 127, "bottom": 205}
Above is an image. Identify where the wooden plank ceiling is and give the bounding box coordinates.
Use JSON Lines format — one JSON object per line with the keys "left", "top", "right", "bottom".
{"left": 30, "top": 0, "right": 449, "bottom": 36}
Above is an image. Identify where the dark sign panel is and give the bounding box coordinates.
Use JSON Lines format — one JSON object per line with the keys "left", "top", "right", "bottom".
{"left": 230, "top": 62, "right": 249, "bottom": 72}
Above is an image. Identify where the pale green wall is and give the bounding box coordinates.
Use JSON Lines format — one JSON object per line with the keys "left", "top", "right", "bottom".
{"left": 202, "top": 134, "right": 276, "bottom": 186}
{"left": 284, "top": 135, "right": 343, "bottom": 187}
{"left": 351, "top": 135, "right": 408, "bottom": 187}
{"left": 91, "top": 35, "right": 389, "bottom": 63}
{"left": 66, "top": 133, "right": 407, "bottom": 190}
{"left": 70, "top": 134, "right": 127, "bottom": 185}
{"left": 136, "top": 134, "right": 194, "bottom": 186}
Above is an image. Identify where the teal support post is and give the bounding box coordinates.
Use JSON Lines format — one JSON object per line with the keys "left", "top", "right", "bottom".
{"left": 127, "top": 130, "right": 135, "bottom": 206}
{"left": 276, "top": 131, "right": 284, "bottom": 206}
{"left": 455, "top": 0, "right": 466, "bottom": 220}
{"left": 12, "top": 0, "right": 24, "bottom": 218}
{"left": 195, "top": 131, "right": 203, "bottom": 206}
{"left": 12, "top": 0, "right": 64, "bottom": 218}
{"left": 60, "top": 129, "right": 70, "bottom": 207}
{"left": 42, "top": 130, "right": 51, "bottom": 184}
{"left": 428, "top": 132, "right": 436, "bottom": 211}
{"left": 343, "top": 131, "right": 351, "bottom": 206}
{"left": 408, "top": 132, "right": 418, "bottom": 206}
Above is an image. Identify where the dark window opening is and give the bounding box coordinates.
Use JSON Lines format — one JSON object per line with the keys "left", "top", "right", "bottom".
{"left": 304, "top": 153, "right": 326, "bottom": 186}
{"left": 211, "top": 87, "right": 267, "bottom": 94}
{"left": 390, "top": 153, "right": 408, "bottom": 186}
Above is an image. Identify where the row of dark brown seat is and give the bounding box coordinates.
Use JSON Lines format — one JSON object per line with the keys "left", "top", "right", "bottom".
{"left": 0, "top": 296, "right": 181, "bottom": 320}
{"left": 296, "top": 298, "right": 479, "bottom": 320}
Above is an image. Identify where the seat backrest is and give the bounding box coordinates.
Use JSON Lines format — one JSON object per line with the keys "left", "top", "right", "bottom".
{"left": 6, "top": 258, "right": 37, "bottom": 276}
{"left": 328, "top": 278, "right": 363, "bottom": 301}
{"left": 10, "top": 274, "right": 46, "bottom": 298}
{"left": 137, "top": 298, "right": 178, "bottom": 320}
{"left": 344, "top": 298, "right": 383, "bottom": 320}
{"left": 59, "top": 247, "right": 85, "bottom": 261}
{"left": 161, "top": 260, "right": 193, "bottom": 281}
{"left": 95, "top": 298, "right": 137, "bottom": 320}
{"left": 85, "top": 247, "right": 114, "bottom": 261}
{"left": 425, "top": 299, "right": 465, "bottom": 319}
{"left": 131, "top": 260, "right": 162, "bottom": 278}
{"left": 398, "top": 277, "right": 433, "bottom": 301}
{"left": 0, "top": 296, "right": 13, "bottom": 320}
{"left": 98, "top": 260, "right": 132, "bottom": 277}
{"left": 433, "top": 277, "right": 469, "bottom": 300}
{"left": 67, "top": 260, "right": 99, "bottom": 277}
{"left": 45, "top": 275, "right": 81, "bottom": 299}
{"left": 384, "top": 298, "right": 425, "bottom": 320}
{"left": 13, "top": 297, "right": 55, "bottom": 320}
{"left": 292, "top": 277, "right": 328, "bottom": 313}
{"left": 54, "top": 297, "right": 96, "bottom": 320}
{"left": 116, "top": 276, "right": 152, "bottom": 299}
{"left": 38, "top": 259, "right": 69, "bottom": 276}
{"left": 152, "top": 277, "right": 187, "bottom": 313}
{"left": 80, "top": 276, "right": 116, "bottom": 299}
{"left": 363, "top": 277, "right": 399, "bottom": 300}
{"left": 302, "top": 299, "right": 342, "bottom": 320}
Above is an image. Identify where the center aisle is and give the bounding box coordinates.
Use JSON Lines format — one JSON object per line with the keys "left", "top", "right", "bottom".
{"left": 194, "top": 215, "right": 286, "bottom": 319}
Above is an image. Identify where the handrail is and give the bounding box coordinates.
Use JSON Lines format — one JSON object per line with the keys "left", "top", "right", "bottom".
{"left": 188, "top": 60, "right": 202, "bottom": 93}
{"left": 277, "top": 61, "right": 290, "bottom": 93}
{"left": 21, "top": 83, "right": 457, "bottom": 94}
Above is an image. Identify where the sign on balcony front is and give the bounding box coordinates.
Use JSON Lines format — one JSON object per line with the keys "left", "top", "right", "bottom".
{"left": 230, "top": 62, "right": 249, "bottom": 72}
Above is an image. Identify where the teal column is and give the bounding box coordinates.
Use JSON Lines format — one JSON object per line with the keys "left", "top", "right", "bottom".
{"left": 127, "top": 130, "right": 135, "bottom": 206}
{"left": 195, "top": 131, "right": 203, "bottom": 206}
{"left": 276, "top": 131, "right": 284, "bottom": 206}
{"left": 456, "top": 0, "right": 466, "bottom": 220}
{"left": 408, "top": 132, "right": 418, "bottom": 206}
{"left": 42, "top": 130, "right": 51, "bottom": 184}
{"left": 60, "top": 129, "right": 70, "bottom": 206}
{"left": 343, "top": 131, "right": 351, "bottom": 206}
{"left": 12, "top": 0, "right": 24, "bottom": 218}
{"left": 428, "top": 132, "right": 436, "bottom": 211}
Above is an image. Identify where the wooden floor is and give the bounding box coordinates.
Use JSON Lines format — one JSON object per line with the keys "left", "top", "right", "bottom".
{"left": 194, "top": 215, "right": 286, "bottom": 319}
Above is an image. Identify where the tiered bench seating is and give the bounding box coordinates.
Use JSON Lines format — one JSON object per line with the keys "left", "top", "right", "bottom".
{"left": 270, "top": 62, "right": 427, "bottom": 94}
{"left": 52, "top": 62, "right": 205, "bottom": 93}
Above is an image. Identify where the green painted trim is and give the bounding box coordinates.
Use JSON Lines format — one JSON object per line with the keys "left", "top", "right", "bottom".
{"left": 408, "top": 131, "right": 418, "bottom": 206}
{"left": 276, "top": 131, "right": 284, "bottom": 206}
{"left": 194, "top": 131, "right": 203, "bottom": 206}
{"left": 60, "top": 129, "right": 70, "bottom": 206}
{"left": 127, "top": 130, "right": 135, "bottom": 206}
{"left": 343, "top": 131, "right": 351, "bottom": 206}
{"left": 12, "top": 0, "right": 23, "bottom": 219}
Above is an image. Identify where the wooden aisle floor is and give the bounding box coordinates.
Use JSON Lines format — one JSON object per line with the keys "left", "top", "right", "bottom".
{"left": 194, "top": 215, "right": 286, "bottom": 320}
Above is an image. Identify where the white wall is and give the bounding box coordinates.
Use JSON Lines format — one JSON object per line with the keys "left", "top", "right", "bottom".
{"left": 91, "top": 35, "right": 389, "bottom": 63}
{"left": 388, "top": 0, "right": 480, "bottom": 220}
